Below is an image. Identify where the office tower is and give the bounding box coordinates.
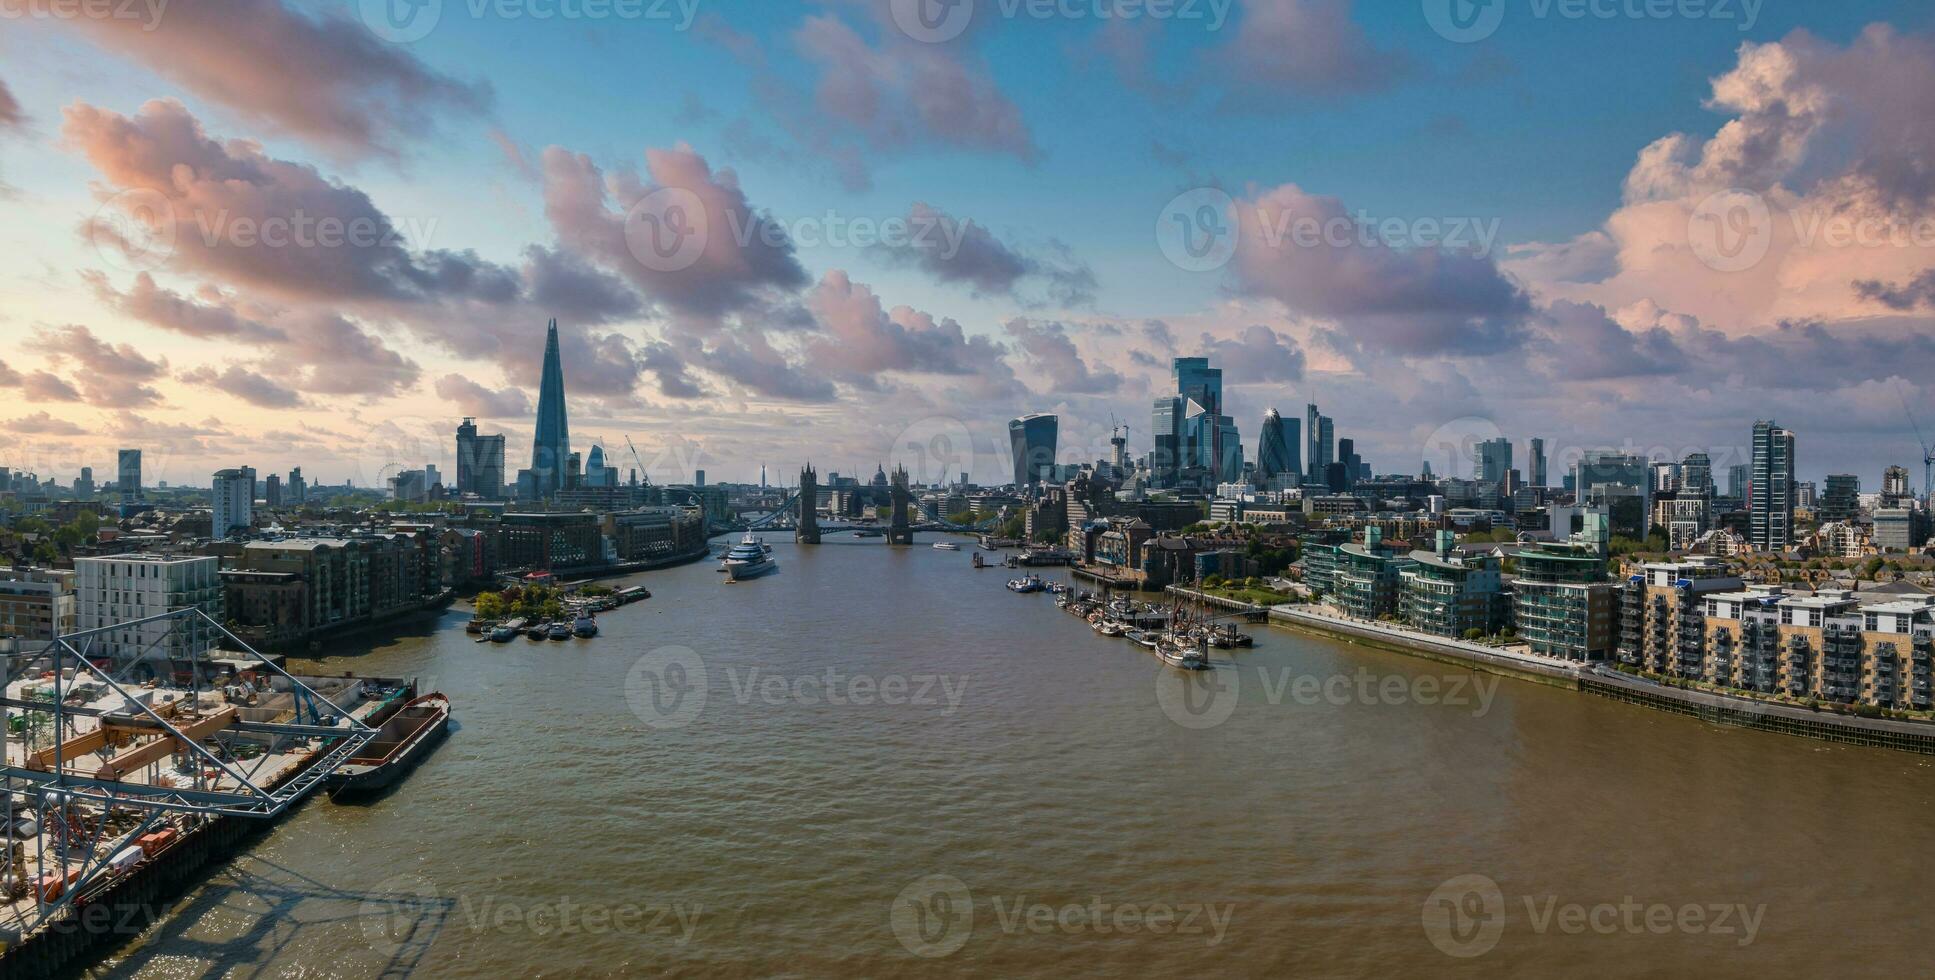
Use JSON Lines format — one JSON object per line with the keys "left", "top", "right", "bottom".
{"left": 289, "top": 467, "right": 307, "bottom": 504}
{"left": 1256, "top": 409, "right": 1301, "bottom": 488}
{"left": 1680, "top": 452, "right": 1713, "bottom": 497}
{"left": 265, "top": 474, "right": 282, "bottom": 508}
{"left": 75, "top": 467, "right": 95, "bottom": 499}
{"left": 1728, "top": 463, "right": 1750, "bottom": 501}
{"left": 1475, "top": 438, "right": 1513, "bottom": 484}
{"left": 1152, "top": 396, "right": 1183, "bottom": 486}
{"left": 1882, "top": 465, "right": 1911, "bottom": 507}
{"left": 1575, "top": 451, "right": 1651, "bottom": 537}
{"left": 1110, "top": 426, "right": 1128, "bottom": 476}
{"left": 212, "top": 467, "right": 255, "bottom": 536}
{"left": 118, "top": 449, "right": 141, "bottom": 499}
{"left": 1317, "top": 416, "right": 1335, "bottom": 477}
{"left": 1750, "top": 420, "right": 1796, "bottom": 552}
{"left": 1529, "top": 438, "right": 1547, "bottom": 488}
{"left": 1305, "top": 405, "right": 1321, "bottom": 484}
{"left": 456, "top": 419, "right": 507, "bottom": 499}
{"left": 1009, "top": 414, "right": 1060, "bottom": 486}
{"left": 584, "top": 445, "right": 618, "bottom": 488}
{"left": 530, "top": 319, "right": 572, "bottom": 498}
{"left": 1336, "top": 438, "right": 1361, "bottom": 490}
{"left": 694, "top": 468, "right": 705, "bottom": 488}
{"left": 1821, "top": 474, "right": 1860, "bottom": 521}
{"left": 1172, "top": 357, "right": 1222, "bottom": 412}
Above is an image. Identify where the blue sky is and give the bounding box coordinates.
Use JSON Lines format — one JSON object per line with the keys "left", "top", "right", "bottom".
{"left": 3, "top": 0, "right": 1934, "bottom": 487}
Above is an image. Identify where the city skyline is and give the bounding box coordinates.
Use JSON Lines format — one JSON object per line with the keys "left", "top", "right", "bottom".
{"left": 3, "top": 3, "right": 1935, "bottom": 487}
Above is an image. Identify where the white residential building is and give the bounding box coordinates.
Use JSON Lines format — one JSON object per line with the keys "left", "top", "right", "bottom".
{"left": 213, "top": 467, "right": 255, "bottom": 536}
{"left": 73, "top": 554, "right": 223, "bottom": 668}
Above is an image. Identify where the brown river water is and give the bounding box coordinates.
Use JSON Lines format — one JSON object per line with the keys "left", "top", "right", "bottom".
{"left": 86, "top": 537, "right": 1935, "bottom": 977}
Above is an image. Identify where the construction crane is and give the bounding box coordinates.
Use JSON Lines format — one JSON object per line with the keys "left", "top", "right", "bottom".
{"left": 624, "top": 436, "right": 652, "bottom": 488}
{"left": 1903, "top": 388, "right": 1935, "bottom": 507}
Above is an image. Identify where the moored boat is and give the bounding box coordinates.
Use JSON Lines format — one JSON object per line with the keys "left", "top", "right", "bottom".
{"left": 573, "top": 613, "right": 598, "bottom": 638}
{"left": 547, "top": 622, "right": 572, "bottom": 640}
{"left": 1006, "top": 574, "right": 1046, "bottom": 594}
{"left": 327, "top": 693, "right": 451, "bottom": 801}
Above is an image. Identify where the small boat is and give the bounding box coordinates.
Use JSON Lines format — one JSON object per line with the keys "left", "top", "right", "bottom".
{"left": 933, "top": 542, "right": 961, "bottom": 551}
{"left": 526, "top": 622, "right": 549, "bottom": 640}
{"left": 327, "top": 693, "right": 451, "bottom": 801}
{"left": 1125, "top": 630, "right": 1158, "bottom": 649}
{"left": 1006, "top": 575, "right": 1046, "bottom": 594}
{"left": 724, "top": 532, "right": 778, "bottom": 581}
{"left": 465, "top": 619, "right": 488, "bottom": 635}
{"left": 547, "top": 622, "right": 572, "bottom": 640}
{"left": 1156, "top": 636, "right": 1211, "bottom": 671}
{"left": 489, "top": 625, "right": 518, "bottom": 643}
{"left": 1094, "top": 620, "right": 1127, "bottom": 638}
{"left": 573, "top": 613, "right": 598, "bottom": 638}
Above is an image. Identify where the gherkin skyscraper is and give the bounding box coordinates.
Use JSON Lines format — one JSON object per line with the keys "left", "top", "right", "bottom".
{"left": 531, "top": 319, "right": 571, "bottom": 497}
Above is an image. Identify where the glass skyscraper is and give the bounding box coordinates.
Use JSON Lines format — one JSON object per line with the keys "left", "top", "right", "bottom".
{"left": 1009, "top": 414, "right": 1059, "bottom": 486}
{"left": 1751, "top": 420, "right": 1796, "bottom": 552}
{"left": 530, "top": 319, "right": 572, "bottom": 498}
{"left": 1256, "top": 409, "right": 1300, "bottom": 488}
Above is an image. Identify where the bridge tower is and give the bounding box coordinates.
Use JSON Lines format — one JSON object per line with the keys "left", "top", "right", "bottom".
{"left": 888, "top": 465, "right": 914, "bottom": 545}
{"left": 796, "top": 465, "right": 821, "bottom": 544}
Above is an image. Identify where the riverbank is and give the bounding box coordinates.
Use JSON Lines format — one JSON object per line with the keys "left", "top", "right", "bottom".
{"left": 1260, "top": 601, "right": 1935, "bottom": 755}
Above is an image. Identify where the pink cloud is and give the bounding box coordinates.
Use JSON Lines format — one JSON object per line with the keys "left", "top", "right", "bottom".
{"left": 59, "top": 0, "right": 488, "bottom": 157}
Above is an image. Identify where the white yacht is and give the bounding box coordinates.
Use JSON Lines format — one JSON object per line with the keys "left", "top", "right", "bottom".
{"left": 724, "top": 533, "right": 777, "bottom": 581}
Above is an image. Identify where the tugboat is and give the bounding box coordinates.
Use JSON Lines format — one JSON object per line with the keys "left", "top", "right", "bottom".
{"left": 327, "top": 693, "right": 452, "bottom": 802}
{"left": 724, "top": 532, "right": 778, "bottom": 581}
{"left": 573, "top": 612, "right": 599, "bottom": 638}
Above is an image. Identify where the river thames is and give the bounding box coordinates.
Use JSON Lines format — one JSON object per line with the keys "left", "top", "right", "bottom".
{"left": 90, "top": 538, "right": 1935, "bottom": 977}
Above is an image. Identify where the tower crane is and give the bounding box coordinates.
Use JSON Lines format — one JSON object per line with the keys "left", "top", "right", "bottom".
{"left": 1902, "top": 388, "right": 1935, "bottom": 507}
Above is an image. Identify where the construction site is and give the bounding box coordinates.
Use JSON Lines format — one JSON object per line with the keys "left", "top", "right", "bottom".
{"left": 0, "top": 608, "right": 421, "bottom": 975}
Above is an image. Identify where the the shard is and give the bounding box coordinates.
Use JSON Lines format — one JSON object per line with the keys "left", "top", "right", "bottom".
{"left": 530, "top": 319, "right": 571, "bottom": 497}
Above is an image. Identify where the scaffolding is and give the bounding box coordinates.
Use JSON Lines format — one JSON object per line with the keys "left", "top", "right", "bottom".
{"left": 1, "top": 607, "right": 378, "bottom": 938}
